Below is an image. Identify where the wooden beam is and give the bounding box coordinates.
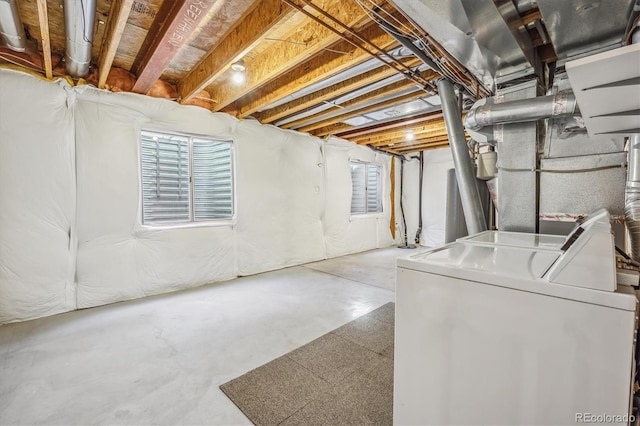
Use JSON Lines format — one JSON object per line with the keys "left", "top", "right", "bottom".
{"left": 520, "top": 9, "right": 542, "bottom": 27}
{"left": 394, "top": 141, "right": 450, "bottom": 153}
{"left": 131, "top": 0, "right": 216, "bottom": 94}
{"left": 376, "top": 140, "right": 449, "bottom": 155}
{"left": 313, "top": 110, "right": 443, "bottom": 139}
{"left": 373, "top": 134, "right": 449, "bottom": 149}
{"left": 36, "top": 0, "right": 52, "bottom": 79}
{"left": 354, "top": 119, "right": 447, "bottom": 144}
{"left": 303, "top": 90, "right": 427, "bottom": 135}
{"left": 257, "top": 58, "right": 424, "bottom": 124}
{"left": 208, "top": 1, "right": 378, "bottom": 112}
{"left": 365, "top": 129, "right": 448, "bottom": 147}
{"left": 98, "top": 0, "right": 134, "bottom": 89}
{"left": 178, "top": 0, "right": 293, "bottom": 103}
{"left": 278, "top": 63, "right": 433, "bottom": 128}
{"left": 371, "top": 132, "right": 448, "bottom": 147}
{"left": 237, "top": 27, "right": 397, "bottom": 117}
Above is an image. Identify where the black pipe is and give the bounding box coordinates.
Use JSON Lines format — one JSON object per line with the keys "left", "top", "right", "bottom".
{"left": 375, "top": 17, "right": 444, "bottom": 77}
{"left": 415, "top": 151, "right": 424, "bottom": 244}
{"left": 398, "top": 158, "right": 417, "bottom": 249}
{"left": 400, "top": 159, "right": 408, "bottom": 246}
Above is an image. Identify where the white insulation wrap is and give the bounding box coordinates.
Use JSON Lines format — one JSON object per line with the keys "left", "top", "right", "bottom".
{"left": 0, "top": 70, "right": 396, "bottom": 324}
{"left": 324, "top": 137, "right": 394, "bottom": 258}
{"left": 401, "top": 148, "right": 454, "bottom": 247}
{"left": 234, "top": 120, "right": 326, "bottom": 275}
{"left": 0, "top": 71, "right": 77, "bottom": 323}
{"left": 73, "top": 89, "right": 237, "bottom": 308}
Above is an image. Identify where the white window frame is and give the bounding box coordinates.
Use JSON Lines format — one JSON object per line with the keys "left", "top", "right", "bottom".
{"left": 350, "top": 160, "right": 383, "bottom": 217}
{"left": 139, "top": 129, "right": 235, "bottom": 227}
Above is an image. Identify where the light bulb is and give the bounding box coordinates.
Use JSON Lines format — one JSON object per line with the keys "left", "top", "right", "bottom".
{"left": 232, "top": 71, "right": 246, "bottom": 85}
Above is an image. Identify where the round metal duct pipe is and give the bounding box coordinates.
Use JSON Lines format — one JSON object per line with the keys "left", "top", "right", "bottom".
{"left": 625, "top": 24, "right": 640, "bottom": 260}
{"left": 0, "top": 0, "right": 27, "bottom": 52}
{"left": 438, "top": 79, "right": 488, "bottom": 235}
{"left": 63, "top": 0, "right": 96, "bottom": 78}
{"left": 625, "top": 134, "right": 640, "bottom": 260}
{"left": 464, "top": 91, "right": 578, "bottom": 131}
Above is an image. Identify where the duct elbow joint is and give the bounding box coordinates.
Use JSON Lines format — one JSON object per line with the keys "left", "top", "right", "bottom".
{"left": 463, "top": 98, "right": 491, "bottom": 131}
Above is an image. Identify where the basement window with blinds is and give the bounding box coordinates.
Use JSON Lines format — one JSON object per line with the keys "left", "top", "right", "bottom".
{"left": 350, "top": 161, "right": 382, "bottom": 215}
{"left": 140, "top": 130, "right": 234, "bottom": 226}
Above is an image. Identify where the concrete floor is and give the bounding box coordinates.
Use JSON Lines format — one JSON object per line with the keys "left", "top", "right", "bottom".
{"left": 0, "top": 247, "right": 411, "bottom": 425}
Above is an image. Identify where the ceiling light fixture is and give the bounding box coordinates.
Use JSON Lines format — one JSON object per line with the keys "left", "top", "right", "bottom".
{"left": 231, "top": 59, "right": 246, "bottom": 85}
{"left": 231, "top": 59, "right": 246, "bottom": 72}
{"left": 405, "top": 131, "right": 415, "bottom": 141}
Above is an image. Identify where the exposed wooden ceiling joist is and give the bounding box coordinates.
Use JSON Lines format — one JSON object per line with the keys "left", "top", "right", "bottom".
{"left": 278, "top": 62, "right": 429, "bottom": 129}
{"left": 131, "top": 0, "right": 215, "bottom": 94}
{"left": 354, "top": 118, "right": 447, "bottom": 143}
{"left": 255, "top": 58, "right": 424, "bottom": 125}
{"left": 286, "top": 0, "right": 436, "bottom": 93}
{"left": 235, "top": 26, "right": 397, "bottom": 118}
{"left": 364, "top": 131, "right": 448, "bottom": 149}
{"left": 97, "top": 0, "right": 134, "bottom": 89}
{"left": 369, "top": 132, "right": 448, "bottom": 148}
{"left": 370, "top": 134, "right": 450, "bottom": 150}
{"left": 207, "top": 0, "right": 372, "bottom": 112}
{"left": 311, "top": 110, "right": 444, "bottom": 139}
{"left": 178, "top": 0, "right": 294, "bottom": 103}
{"left": 35, "top": 0, "right": 52, "bottom": 79}
{"left": 303, "top": 90, "right": 429, "bottom": 135}
{"left": 393, "top": 140, "right": 450, "bottom": 153}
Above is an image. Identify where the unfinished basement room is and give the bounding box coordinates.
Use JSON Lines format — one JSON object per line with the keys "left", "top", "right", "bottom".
{"left": 1, "top": 0, "right": 640, "bottom": 425}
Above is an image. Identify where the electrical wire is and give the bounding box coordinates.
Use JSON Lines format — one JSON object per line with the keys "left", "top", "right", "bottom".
{"left": 354, "top": 0, "right": 483, "bottom": 98}
{"left": 79, "top": 0, "right": 92, "bottom": 43}
{"left": 414, "top": 151, "right": 424, "bottom": 244}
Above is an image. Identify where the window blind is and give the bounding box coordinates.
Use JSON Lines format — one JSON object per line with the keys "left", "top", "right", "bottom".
{"left": 350, "top": 162, "right": 366, "bottom": 214}
{"left": 192, "top": 139, "right": 233, "bottom": 221}
{"left": 140, "top": 131, "right": 191, "bottom": 224}
{"left": 367, "top": 164, "right": 381, "bottom": 213}
{"left": 350, "top": 161, "right": 382, "bottom": 215}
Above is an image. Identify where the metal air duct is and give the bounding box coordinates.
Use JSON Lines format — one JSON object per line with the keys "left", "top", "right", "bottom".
{"left": 465, "top": 91, "right": 578, "bottom": 131}
{"left": 64, "top": 0, "right": 97, "bottom": 78}
{"left": 625, "top": 26, "right": 640, "bottom": 260}
{"left": 625, "top": 134, "right": 640, "bottom": 260}
{"left": 437, "top": 79, "right": 488, "bottom": 235}
{"left": 0, "top": 0, "right": 26, "bottom": 52}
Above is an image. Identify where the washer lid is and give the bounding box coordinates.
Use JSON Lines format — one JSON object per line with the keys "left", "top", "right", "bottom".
{"left": 457, "top": 230, "right": 566, "bottom": 251}
{"left": 401, "top": 243, "right": 560, "bottom": 281}
{"left": 397, "top": 243, "right": 636, "bottom": 311}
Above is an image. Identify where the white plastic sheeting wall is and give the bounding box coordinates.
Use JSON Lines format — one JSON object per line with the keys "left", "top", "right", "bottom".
{"left": 0, "top": 69, "right": 394, "bottom": 324}
{"left": 399, "top": 148, "right": 454, "bottom": 247}
{"left": 0, "top": 73, "right": 76, "bottom": 321}
{"left": 234, "top": 121, "right": 326, "bottom": 275}
{"left": 324, "top": 137, "right": 394, "bottom": 258}
{"left": 74, "top": 88, "right": 238, "bottom": 308}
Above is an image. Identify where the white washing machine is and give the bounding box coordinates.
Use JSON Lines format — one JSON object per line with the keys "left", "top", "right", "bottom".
{"left": 394, "top": 210, "right": 638, "bottom": 425}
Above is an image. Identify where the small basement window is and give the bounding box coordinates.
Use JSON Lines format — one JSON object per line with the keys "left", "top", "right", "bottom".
{"left": 140, "top": 130, "right": 233, "bottom": 226}
{"left": 350, "top": 161, "right": 382, "bottom": 215}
